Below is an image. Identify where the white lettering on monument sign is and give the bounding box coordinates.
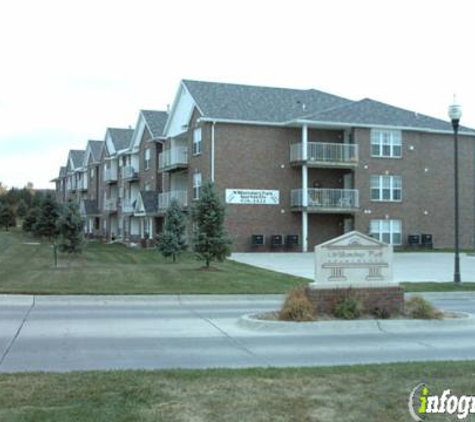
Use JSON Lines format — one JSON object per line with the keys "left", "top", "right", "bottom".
{"left": 313, "top": 231, "right": 394, "bottom": 286}
{"left": 225, "top": 189, "right": 279, "bottom": 205}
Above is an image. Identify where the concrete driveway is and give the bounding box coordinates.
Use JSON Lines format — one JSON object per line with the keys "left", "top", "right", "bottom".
{"left": 231, "top": 252, "right": 475, "bottom": 282}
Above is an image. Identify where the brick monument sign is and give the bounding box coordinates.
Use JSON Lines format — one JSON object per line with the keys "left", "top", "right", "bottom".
{"left": 306, "top": 231, "right": 404, "bottom": 316}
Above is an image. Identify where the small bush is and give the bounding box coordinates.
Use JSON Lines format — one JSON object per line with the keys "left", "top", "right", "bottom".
{"left": 332, "top": 294, "right": 363, "bottom": 320}
{"left": 279, "top": 287, "right": 315, "bottom": 322}
{"left": 372, "top": 307, "right": 391, "bottom": 319}
{"left": 405, "top": 296, "right": 442, "bottom": 319}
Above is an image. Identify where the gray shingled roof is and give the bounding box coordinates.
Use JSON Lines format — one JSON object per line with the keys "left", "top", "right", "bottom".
{"left": 59, "top": 166, "right": 66, "bottom": 178}
{"left": 83, "top": 199, "right": 100, "bottom": 215}
{"left": 70, "top": 150, "right": 85, "bottom": 169}
{"left": 89, "top": 140, "right": 104, "bottom": 162}
{"left": 141, "top": 110, "right": 168, "bottom": 138}
{"left": 108, "top": 128, "right": 134, "bottom": 151}
{"left": 182, "top": 79, "right": 352, "bottom": 123}
{"left": 302, "top": 98, "right": 475, "bottom": 134}
{"left": 140, "top": 191, "right": 159, "bottom": 214}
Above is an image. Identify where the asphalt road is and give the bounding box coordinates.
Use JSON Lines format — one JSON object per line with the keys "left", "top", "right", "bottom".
{"left": 1, "top": 293, "right": 475, "bottom": 372}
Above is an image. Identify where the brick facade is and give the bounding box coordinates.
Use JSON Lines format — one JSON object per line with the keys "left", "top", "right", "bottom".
{"left": 53, "top": 80, "right": 475, "bottom": 252}
{"left": 305, "top": 285, "right": 405, "bottom": 316}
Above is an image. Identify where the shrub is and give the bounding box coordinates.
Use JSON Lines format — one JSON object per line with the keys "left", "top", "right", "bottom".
{"left": 405, "top": 296, "right": 442, "bottom": 319}
{"left": 372, "top": 307, "right": 391, "bottom": 319}
{"left": 332, "top": 294, "right": 363, "bottom": 320}
{"left": 279, "top": 287, "right": 315, "bottom": 322}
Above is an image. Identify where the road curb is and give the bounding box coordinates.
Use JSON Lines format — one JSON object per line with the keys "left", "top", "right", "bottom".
{"left": 237, "top": 312, "right": 475, "bottom": 334}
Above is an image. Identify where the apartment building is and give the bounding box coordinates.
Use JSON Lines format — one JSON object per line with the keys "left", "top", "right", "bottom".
{"left": 53, "top": 79, "right": 475, "bottom": 251}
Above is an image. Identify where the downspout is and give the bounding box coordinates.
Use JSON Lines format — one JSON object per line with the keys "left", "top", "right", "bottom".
{"left": 211, "top": 121, "right": 216, "bottom": 182}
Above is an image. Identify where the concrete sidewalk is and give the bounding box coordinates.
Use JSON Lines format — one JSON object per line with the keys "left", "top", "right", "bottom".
{"left": 231, "top": 252, "right": 475, "bottom": 282}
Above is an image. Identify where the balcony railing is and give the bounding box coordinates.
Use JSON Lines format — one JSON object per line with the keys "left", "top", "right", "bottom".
{"left": 78, "top": 179, "right": 88, "bottom": 191}
{"left": 291, "top": 188, "right": 359, "bottom": 212}
{"left": 158, "top": 190, "right": 188, "bottom": 210}
{"left": 158, "top": 147, "right": 188, "bottom": 171}
{"left": 290, "top": 142, "right": 358, "bottom": 167}
{"left": 121, "top": 198, "right": 135, "bottom": 213}
{"left": 104, "top": 168, "right": 118, "bottom": 183}
{"left": 104, "top": 198, "right": 118, "bottom": 212}
{"left": 122, "top": 166, "right": 139, "bottom": 180}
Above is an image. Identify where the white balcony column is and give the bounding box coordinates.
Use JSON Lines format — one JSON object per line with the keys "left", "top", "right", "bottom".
{"left": 302, "top": 124, "right": 308, "bottom": 252}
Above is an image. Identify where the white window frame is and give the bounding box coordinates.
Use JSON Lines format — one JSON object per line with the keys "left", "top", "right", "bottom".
{"left": 370, "top": 175, "right": 402, "bottom": 202}
{"left": 193, "top": 172, "right": 202, "bottom": 200}
{"left": 144, "top": 149, "right": 151, "bottom": 170}
{"left": 370, "top": 219, "right": 402, "bottom": 245}
{"left": 371, "top": 129, "right": 402, "bottom": 158}
{"left": 90, "top": 167, "right": 95, "bottom": 179}
{"left": 193, "top": 128, "right": 202, "bottom": 156}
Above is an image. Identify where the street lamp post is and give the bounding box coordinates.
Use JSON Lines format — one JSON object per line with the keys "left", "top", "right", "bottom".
{"left": 448, "top": 97, "right": 462, "bottom": 284}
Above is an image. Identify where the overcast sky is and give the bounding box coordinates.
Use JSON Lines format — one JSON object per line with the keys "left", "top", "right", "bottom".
{"left": 1, "top": 0, "right": 474, "bottom": 189}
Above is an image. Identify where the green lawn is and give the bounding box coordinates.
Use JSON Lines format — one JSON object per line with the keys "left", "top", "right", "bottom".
{"left": 403, "top": 282, "right": 475, "bottom": 292}
{"left": 0, "top": 361, "right": 474, "bottom": 421}
{"left": 0, "top": 230, "right": 307, "bottom": 294}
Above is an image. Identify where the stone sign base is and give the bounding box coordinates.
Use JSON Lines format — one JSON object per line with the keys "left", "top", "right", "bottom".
{"left": 305, "top": 284, "right": 405, "bottom": 316}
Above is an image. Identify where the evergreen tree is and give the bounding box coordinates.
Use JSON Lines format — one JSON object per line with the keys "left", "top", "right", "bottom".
{"left": 157, "top": 199, "right": 187, "bottom": 262}
{"left": 22, "top": 207, "right": 40, "bottom": 232}
{"left": 191, "top": 182, "right": 232, "bottom": 268}
{"left": 0, "top": 204, "right": 16, "bottom": 231}
{"left": 16, "top": 199, "right": 28, "bottom": 218}
{"left": 35, "top": 194, "right": 59, "bottom": 241}
{"left": 56, "top": 200, "right": 85, "bottom": 255}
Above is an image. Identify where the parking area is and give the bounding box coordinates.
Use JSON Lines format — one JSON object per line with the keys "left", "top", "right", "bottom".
{"left": 231, "top": 252, "right": 475, "bottom": 282}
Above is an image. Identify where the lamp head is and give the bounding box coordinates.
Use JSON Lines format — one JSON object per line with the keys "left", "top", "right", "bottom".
{"left": 448, "top": 95, "right": 462, "bottom": 121}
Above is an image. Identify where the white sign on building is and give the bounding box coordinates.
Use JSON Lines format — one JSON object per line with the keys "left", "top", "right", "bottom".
{"left": 225, "top": 189, "right": 280, "bottom": 205}
{"left": 312, "top": 231, "right": 394, "bottom": 287}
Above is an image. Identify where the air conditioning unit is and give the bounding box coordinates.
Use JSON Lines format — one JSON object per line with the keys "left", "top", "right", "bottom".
{"left": 251, "top": 234, "right": 265, "bottom": 245}
{"left": 286, "top": 234, "right": 299, "bottom": 246}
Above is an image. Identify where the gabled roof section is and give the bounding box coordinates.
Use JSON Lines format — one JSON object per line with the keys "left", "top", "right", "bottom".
{"left": 299, "top": 98, "right": 475, "bottom": 134}
{"left": 107, "top": 128, "right": 134, "bottom": 153}
{"left": 84, "top": 140, "right": 104, "bottom": 166}
{"left": 59, "top": 166, "right": 66, "bottom": 178}
{"left": 182, "top": 79, "right": 353, "bottom": 123}
{"left": 89, "top": 140, "right": 104, "bottom": 162}
{"left": 141, "top": 110, "right": 168, "bottom": 138}
{"left": 138, "top": 190, "right": 159, "bottom": 214}
{"left": 82, "top": 199, "right": 100, "bottom": 216}
{"left": 68, "top": 150, "right": 85, "bottom": 171}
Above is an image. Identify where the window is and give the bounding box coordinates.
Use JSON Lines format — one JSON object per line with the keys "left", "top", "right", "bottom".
{"left": 371, "top": 130, "right": 402, "bottom": 158}
{"left": 193, "top": 172, "right": 202, "bottom": 200}
{"left": 370, "top": 175, "right": 402, "bottom": 201}
{"left": 145, "top": 149, "right": 151, "bottom": 170}
{"left": 370, "top": 219, "right": 402, "bottom": 245}
{"left": 193, "top": 128, "right": 202, "bottom": 155}
{"left": 90, "top": 167, "right": 95, "bottom": 179}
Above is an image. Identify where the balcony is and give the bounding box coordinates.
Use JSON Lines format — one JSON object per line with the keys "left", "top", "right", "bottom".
{"left": 290, "top": 142, "right": 358, "bottom": 168}
{"left": 104, "top": 168, "right": 118, "bottom": 184}
{"left": 121, "top": 198, "right": 135, "bottom": 213}
{"left": 291, "top": 188, "right": 359, "bottom": 213}
{"left": 158, "top": 147, "right": 188, "bottom": 172}
{"left": 104, "top": 198, "right": 118, "bottom": 213}
{"left": 158, "top": 190, "right": 188, "bottom": 211}
{"left": 122, "top": 166, "right": 139, "bottom": 181}
{"left": 78, "top": 179, "right": 88, "bottom": 191}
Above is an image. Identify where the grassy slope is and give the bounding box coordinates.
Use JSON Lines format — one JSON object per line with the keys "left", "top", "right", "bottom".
{"left": 0, "top": 230, "right": 306, "bottom": 294}
{"left": 0, "top": 362, "right": 474, "bottom": 421}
